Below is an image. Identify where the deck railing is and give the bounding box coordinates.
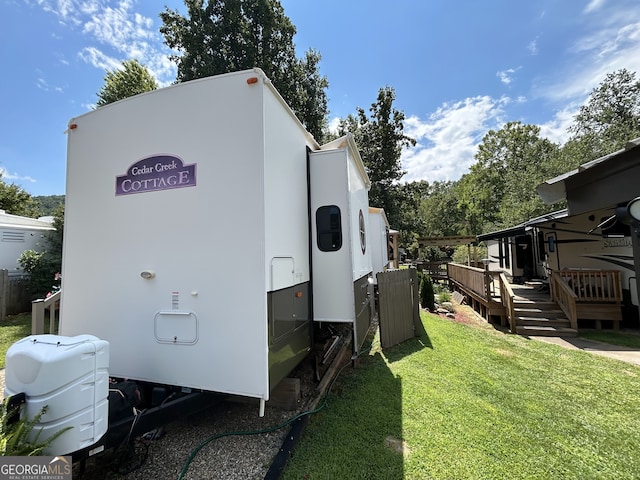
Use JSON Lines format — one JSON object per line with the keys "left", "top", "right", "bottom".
{"left": 498, "top": 273, "right": 516, "bottom": 333}
{"left": 447, "top": 263, "right": 490, "bottom": 298}
{"left": 550, "top": 272, "right": 578, "bottom": 331}
{"left": 555, "top": 269, "right": 623, "bottom": 303}
{"left": 31, "top": 290, "right": 61, "bottom": 335}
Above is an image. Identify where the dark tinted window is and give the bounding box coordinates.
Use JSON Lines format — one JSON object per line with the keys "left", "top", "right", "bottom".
{"left": 316, "top": 205, "right": 342, "bottom": 252}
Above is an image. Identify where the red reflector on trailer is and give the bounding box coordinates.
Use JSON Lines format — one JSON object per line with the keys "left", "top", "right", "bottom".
{"left": 246, "top": 77, "right": 259, "bottom": 85}
{"left": 295, "top": 291, "right": 303, "bottom": 298}
{"left": 69, "top": 123, "right": 78, "bottom": 130}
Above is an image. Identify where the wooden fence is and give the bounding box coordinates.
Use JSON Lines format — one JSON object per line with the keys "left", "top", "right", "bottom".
{"left": 376, "top": 268, "right": 422, "bottom": 349}
{"left": 0, "top": 270, "right": 32, "bottom": 321}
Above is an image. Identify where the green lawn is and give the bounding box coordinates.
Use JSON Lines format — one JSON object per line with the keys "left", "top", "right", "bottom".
{"left": 282, "top": 313, "right": 640, "bottom": 480}
{"left": 579, "top": 329, "right": 640, "bottom": 349}
{"left": 0, "top": 313, "right": 31, "bottom": 369}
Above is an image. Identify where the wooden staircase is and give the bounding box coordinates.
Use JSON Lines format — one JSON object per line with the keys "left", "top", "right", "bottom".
{"left": 512, "top": 282, "right": 577, "bottom": 337}
{"left": 514, "top": 301, "right": 577, "bottom": 337}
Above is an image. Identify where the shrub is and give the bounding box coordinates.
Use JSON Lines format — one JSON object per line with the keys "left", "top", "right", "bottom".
{"left": 419, "top": 274, "right": 435, "bottom": 311}
{"left": 438, "top": 289, "right": 452, "bottom": 303}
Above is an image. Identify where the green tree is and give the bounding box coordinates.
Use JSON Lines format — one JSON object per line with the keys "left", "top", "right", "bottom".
{"left": 458, "top": 122, "right": 560, "bottom": 232}
{"left": 0, "top": 177, "right": 40, "bottom": 217}
{"left": 390, "top": 180, "right": 429, "bottom": 247}
{"left": 96, "top": 59, "right": 158, "bottom": 107}
{"left": 419, "top": 181, "right": 467, "bottom": 237}
{"left": 338, "top": 86, "right": 416, "bottom": 227}
{"left": 18, "top": 205, "right": 64, "bottom": 299}
{"left": 568, "top": 68, "right": 640, "bottom": 162}
{"left": 159, "top": 0, "right": 329, "bottom": 141}
{"left": 33, "top": 195, "right": 65, "bottom": 216}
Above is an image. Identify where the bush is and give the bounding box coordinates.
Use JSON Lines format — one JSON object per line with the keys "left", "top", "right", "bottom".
{"left": 438, "top": 289, "right": 452, "bottom": 303}
{"left": 419, "top": 274, "right": 435, "bottom": 311}
{"left": 17, "top": 204, "right": 64, "bottom": 299}
{"left": 0, "top": 399, "right": 70, "bottom": 456}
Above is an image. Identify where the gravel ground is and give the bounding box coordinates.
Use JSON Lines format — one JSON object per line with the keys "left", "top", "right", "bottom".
{"left": 1, "top": 359, "right": 320, "bottom": 480}
{"left": 79, "top": 399, "right": 298, "bottom": 480}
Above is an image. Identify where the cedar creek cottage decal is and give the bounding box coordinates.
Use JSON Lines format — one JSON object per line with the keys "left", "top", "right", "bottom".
{"left": 116, "top": 155, "right": 197, "bottom": 196}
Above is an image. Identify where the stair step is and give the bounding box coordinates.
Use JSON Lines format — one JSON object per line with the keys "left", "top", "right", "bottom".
{"left": 516, "top": 325, "right": 578, "bottom": 337}
{"left": 515, "top": 307, "right": 565, "bottom": 317}
{"left": 518, "top": 317, "right": 571, "bottom": 327}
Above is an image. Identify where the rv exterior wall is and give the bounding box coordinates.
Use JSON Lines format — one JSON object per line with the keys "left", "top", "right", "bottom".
{"left": 61, "top": 70, "right": 313, "bottom": 401}
{"left": 310, "top": 148, "right": 352, "bottom": 322}
{"left": 369, "top": 208, "right": 390, "bottom": 281}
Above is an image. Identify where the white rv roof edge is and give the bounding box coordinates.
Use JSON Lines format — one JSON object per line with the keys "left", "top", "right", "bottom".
{"left": 536, "top": 135, "right": 640, "bottom": 204}
{"left": 67, "top": 68, "right": 322, "bottom": 150}
{"left": 319, "top": 133, "right": 371, "bottom": 190}
{"left": 369, "top": 206, "right": 390, "bottom": 227}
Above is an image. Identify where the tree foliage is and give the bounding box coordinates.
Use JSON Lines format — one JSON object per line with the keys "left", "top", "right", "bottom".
{"left": 96, "top": 59, "right": 158, "bottom": 107}
{"left": 160, "top": 0, "right": 328, "bottom": 141}
{"left": 0, "top": 176, "right": 40, "bottom": 218}
{"left": 337, "top": 86, "right": 416, "bottom": 227}
{"left": 568, "top": 68, "right": 640, "bottom": 161}
{"left": 18, "top": 205, "right": 64, "bottom": 299}
{"left": 457, "top": 122, "right": 560, "bottom": 232}
{"left": 33, "top": 195, "right": 64, "bottom": 216}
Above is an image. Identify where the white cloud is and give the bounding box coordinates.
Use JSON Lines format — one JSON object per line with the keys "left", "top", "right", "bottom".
{"left": 528, "top": 36, "right": 540, "bottom": 55}
{"left": 584, "top": 0, "right": 606, "bottom": 14}
{"left": 0, "top": 168, "right": 36, "bottom": 183}
{"left": 78, "top": 46, "right": 121, "bottom": 72}
{"left": 538, "top": 106, "right": 577, "bottom": 145}
{"left": 35, "top": 0, "right": 176, "bottom": 84}
{"left": 497, "top": 68, "right": 520, "bottom": 85}
{"left": 400, "top": 96, "right": 509, "bottom": 184}
{"left": 35, "top": 76, "right": 64, "bottom": 93}
{"left": 534, "top": 4, "right": 640, "bottom": 118}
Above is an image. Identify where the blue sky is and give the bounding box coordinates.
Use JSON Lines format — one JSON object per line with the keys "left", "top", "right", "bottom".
{"left": 2, "top": 0, "right": 640, "bottom": 196}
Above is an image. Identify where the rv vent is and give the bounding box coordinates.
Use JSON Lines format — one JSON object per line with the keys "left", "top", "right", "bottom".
{"left": 2, "top": 231, "right": 25, "bottom": 243}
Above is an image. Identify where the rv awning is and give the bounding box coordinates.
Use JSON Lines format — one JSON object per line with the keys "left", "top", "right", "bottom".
{"left": 418, "top": 236, "right": 477, "bottom": 247}
{"left": 476, "top": 210, "right": 568, "bottom": 242}
{"left": 477, "top": 226, "right": 525, "bottom": 242}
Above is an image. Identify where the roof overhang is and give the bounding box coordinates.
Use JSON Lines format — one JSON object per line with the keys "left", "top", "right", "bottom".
{"left": 536, "top": 137, "right": 640, "bottom": 214}
{"left": 418, "top": 236, "right": 477, "bottom": 247}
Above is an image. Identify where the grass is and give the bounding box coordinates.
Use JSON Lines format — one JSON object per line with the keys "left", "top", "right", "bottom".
{"left": 579, "top": 329, "right": 640, "bottom": 349}
{"left": 0, "top": 313, "right": 31, "bottom": 369}
{"left": 282, "top": 312, "right": 640, "bottom": 480}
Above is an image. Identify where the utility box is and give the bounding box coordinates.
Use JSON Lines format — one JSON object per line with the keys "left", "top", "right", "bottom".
{"left": 4, "top": 334, "right": 109, "bottom": 455}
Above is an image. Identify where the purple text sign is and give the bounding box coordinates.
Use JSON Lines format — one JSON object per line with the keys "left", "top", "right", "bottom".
{"left": 116, "top": 155, "right": 197, "bottom": 196}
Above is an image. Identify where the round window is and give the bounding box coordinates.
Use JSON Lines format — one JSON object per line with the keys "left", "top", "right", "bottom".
{"left": 359, "top": 209, "right": 366, "bottom": 254}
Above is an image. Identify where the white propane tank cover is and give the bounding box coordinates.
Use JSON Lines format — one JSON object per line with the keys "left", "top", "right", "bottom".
{"left": 4, "top": 334, "right": 110, "bottom": 456}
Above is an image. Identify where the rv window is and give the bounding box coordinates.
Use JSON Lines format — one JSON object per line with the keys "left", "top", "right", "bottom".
{"left": 316, "top": 205, "right": 342, "bottom": 252}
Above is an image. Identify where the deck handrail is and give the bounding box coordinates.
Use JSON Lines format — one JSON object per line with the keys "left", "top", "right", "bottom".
{"left": 31, "top": 290, "right": 61, "bottom": 335}
{"left": 555, "top": 269, "right": 623, "bottom": 303}
{"left": 550, "top": 272, "right": 578, "bottom": 331}
{"left": 447, "top": 263, "right": 490, "bottom": 299}
{"left": 498, "top": 273, "right": 517, "bottom": 333}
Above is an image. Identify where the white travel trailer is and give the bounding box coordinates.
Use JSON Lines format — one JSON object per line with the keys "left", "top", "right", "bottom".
{"left": 3, "top": 69, "right": 376, "bottom": 454}
{"left": 0, "top": 210, "right": 54, "bottom": 273}
{"left": 310, "top": 136, "right": 373, "bottom": 352}
{"left": 368, "top": 207, "right": 391, "bottom": 281}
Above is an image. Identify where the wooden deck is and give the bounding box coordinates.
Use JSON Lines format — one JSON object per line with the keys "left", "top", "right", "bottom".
{"left": 447, "top": 263, "right": 623, "bottom": 336}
